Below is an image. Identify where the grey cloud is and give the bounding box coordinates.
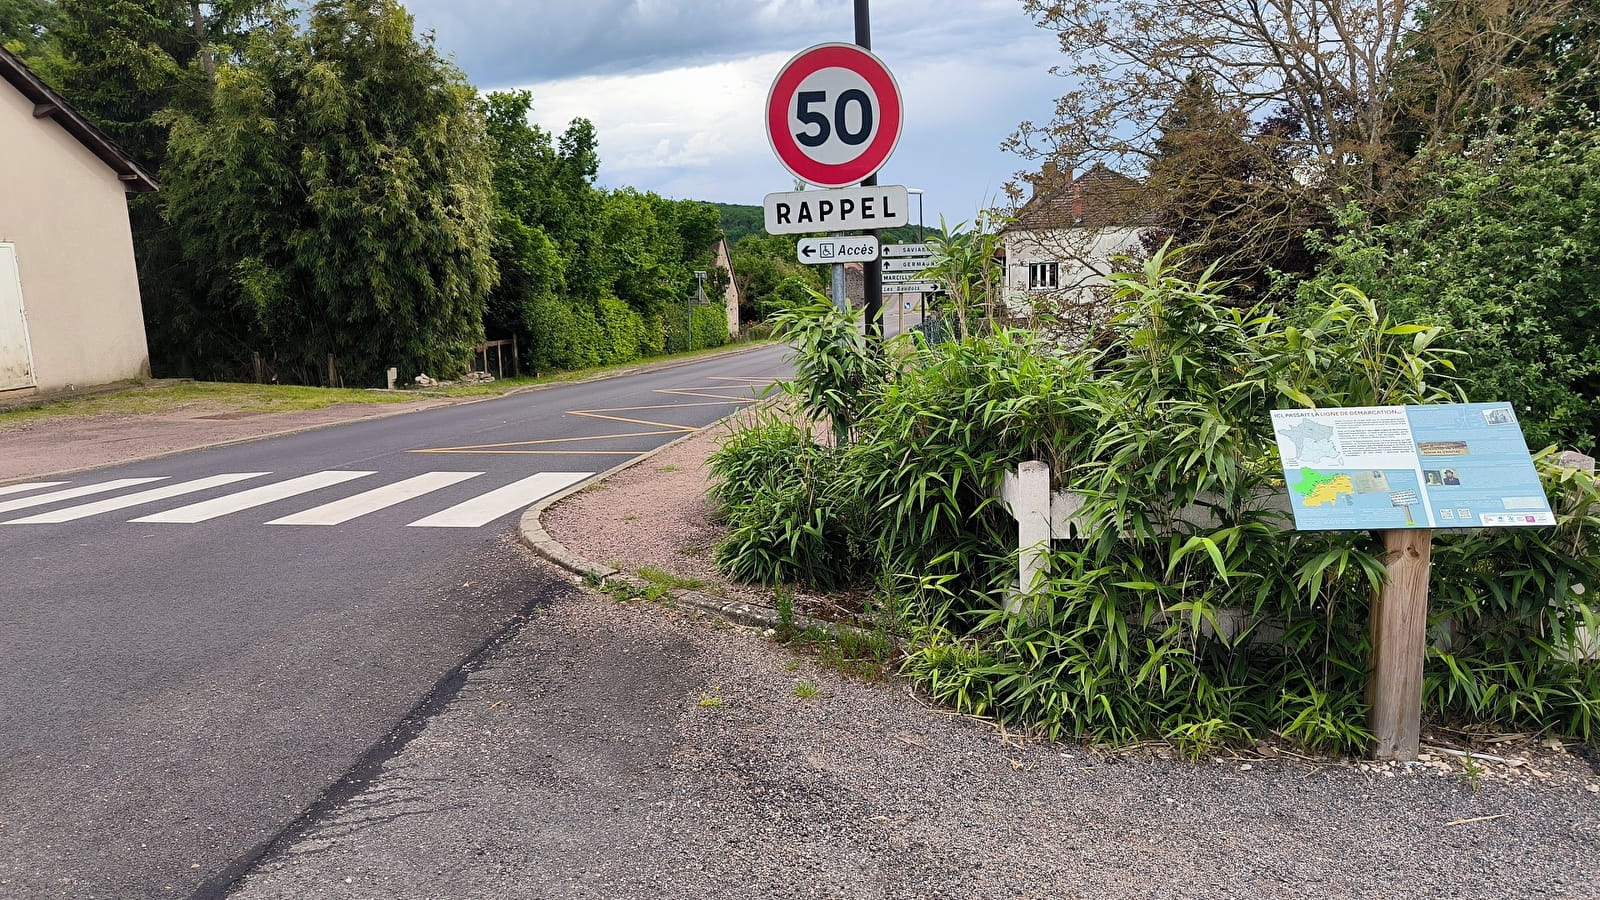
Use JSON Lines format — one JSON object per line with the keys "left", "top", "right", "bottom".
{"left": 404, "top": 0, "right": 1037, "bottom": 88}
{"left": 407, "top": 0, "right": 845, "bottom": 86}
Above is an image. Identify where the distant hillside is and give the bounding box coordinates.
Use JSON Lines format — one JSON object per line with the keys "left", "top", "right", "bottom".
{"left": 711, "top": 204, "right": 765, "bottom": 247}
{"left": 711, "top": 202, "right": 926, "bottom": 248}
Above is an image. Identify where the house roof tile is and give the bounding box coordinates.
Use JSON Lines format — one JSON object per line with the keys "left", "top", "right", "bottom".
{"left": 1008, "top": 162, "right": 1152, "bottom": 232}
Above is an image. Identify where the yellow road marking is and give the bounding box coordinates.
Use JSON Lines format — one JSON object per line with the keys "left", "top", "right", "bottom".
{"left": 576, "top": 400, "right": 750, "bottom": 413}
{"left": 648, "top": 389, "right": 765, "bottom": 402}
{"left": 408, "top": 374, "right": 772, "bottom": 455}
{"left": 412, "top": 431, "right": 675, "bottom": 453}
{"left": 566, "top": 410, "right": 699, "bottom": 432}
{"left": 413, "top": 450, "right": 641, "bottom": 456}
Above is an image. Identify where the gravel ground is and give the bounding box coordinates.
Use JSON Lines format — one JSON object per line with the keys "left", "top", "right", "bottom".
{"left": 230, "top": 420, "right": 1600, "bottom": 899}
{"left": 232, "top": 575, "right": 1600, "bottom": 899}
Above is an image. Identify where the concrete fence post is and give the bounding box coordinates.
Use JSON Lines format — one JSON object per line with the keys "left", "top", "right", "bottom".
{"left": 1000, "top": 460, "right": 1052, "bottom": 614}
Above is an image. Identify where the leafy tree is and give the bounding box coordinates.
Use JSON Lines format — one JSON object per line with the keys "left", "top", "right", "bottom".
{"left": 711, "top": 203, "right": 765, "bottom": 247}
{"left": 47, "top": 0, "right": 269, "bottom": 166}
{"left": 480, "top": 90, "right": 565, "bottom": 363}
{"left": 1139, "top": 74, "right": 1324, "bottom": 296}
{"left": 549, "top": 117, "right": 608, "bottom": 304}
{"left": 1012, "top": 0, "right": 1420, "bottom": 206}
{"left": 1392, "top": 0, "right": 1599, "bottom": 151}
{"left": 161, "top": 0, "right": 495, "bottom": 385}
{"left": 601, "top": 188, "right": 725, "bottom": 352}
{"left": 730, "top": 231, "right": 824, "bottom": 323}
{"left": 0, "top": 0, "right": 59, "bottom": 64}
{"left": 1304, "top": 124, "right": 1600, "bottom": 451}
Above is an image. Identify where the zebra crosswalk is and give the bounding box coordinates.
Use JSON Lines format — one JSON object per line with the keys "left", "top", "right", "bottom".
{"left": 0, "top": 470, "right": 592, "bottom": 530}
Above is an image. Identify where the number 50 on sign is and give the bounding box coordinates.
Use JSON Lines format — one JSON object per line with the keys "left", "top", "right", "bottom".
{"left": 766, "top": 43, "right": 903, "bottom": 189}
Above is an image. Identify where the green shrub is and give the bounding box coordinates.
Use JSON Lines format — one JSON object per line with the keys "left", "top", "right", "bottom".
{"left": 1428, "top": 455, "right": 1600, "bottom": 740}
{"left": 845, "top": 328, "right": 1103, "bottom": 624}
{"left": 691, "top": 304, "right": 730, "bottom": 350}
{"left": 708, "top": 416, "right": 867, "bottom": 589}
{"left": 716, "top": 246, "right": 1600, "bottom": 752}
{"left": 1301, "top": 125, "right": 1600, "bottom": 452}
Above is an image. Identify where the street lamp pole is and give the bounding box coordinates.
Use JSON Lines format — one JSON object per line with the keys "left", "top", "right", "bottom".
{"left": 690, "top": 270, "right": 707, "bottom": 353}
{"left": 907, "top": 188, "right": 926, "bottom": 325}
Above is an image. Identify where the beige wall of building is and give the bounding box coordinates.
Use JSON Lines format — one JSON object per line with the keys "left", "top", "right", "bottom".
{"left": 714, "top": 238, "right": 740, "bottom": 337}
{"left": 0, "top": 78, "right": 150, "bottom": 394}
{"left": 1002, "top": 226, "right": 1144, "bottom": 310}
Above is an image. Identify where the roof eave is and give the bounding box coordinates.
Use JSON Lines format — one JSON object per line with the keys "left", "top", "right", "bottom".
{"left": 0, "top": 48, "right": 159, "bottom": 193}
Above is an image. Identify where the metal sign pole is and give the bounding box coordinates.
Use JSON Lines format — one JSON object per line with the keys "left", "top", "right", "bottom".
{"left": 830, "top": 234, "right": 848, "bottom": 313}
{"left": 855, "top": 0, "right": 883, "bottom": 342}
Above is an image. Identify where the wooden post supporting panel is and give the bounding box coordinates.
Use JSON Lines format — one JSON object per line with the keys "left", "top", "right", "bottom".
{"left": 1368, "top": 528, "right": 1433, "bottom": 761}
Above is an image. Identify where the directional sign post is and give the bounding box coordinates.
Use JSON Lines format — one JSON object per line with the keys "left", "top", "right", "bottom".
{"left": 882, "top": 256, "right": 936, "bottom": 273}
{"left": 882, "top": 243, "right": 932, "bottom": 258}
{"left": 881, "top": 281, "right": 937, "bottom": 294}
{"left": 796, "top": 235, "right": 880, "bottom": 265}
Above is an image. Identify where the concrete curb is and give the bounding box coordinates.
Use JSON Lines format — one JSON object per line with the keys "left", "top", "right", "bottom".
{"left": 1, "top": 340, "right": 781, "bottom": 488}
{"left": 516, "top": 409, "right": 787, "bottom": 632}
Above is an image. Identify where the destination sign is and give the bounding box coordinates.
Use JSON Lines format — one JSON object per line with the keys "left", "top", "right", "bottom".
{"left": 762, "top": 185, "right": 910, "bottom": 235}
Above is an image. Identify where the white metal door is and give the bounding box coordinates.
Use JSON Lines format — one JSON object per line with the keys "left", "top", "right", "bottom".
{"left": 0, "top": 243, "right": 36, "bottom": 391}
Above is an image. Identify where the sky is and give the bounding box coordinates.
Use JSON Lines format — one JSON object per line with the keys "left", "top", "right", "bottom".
{"left": 399, "top": 0, "right": 1068, "bottom": 228}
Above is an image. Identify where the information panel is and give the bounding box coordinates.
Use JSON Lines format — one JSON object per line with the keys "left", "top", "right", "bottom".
{"left": 1271, "top": 403, "right": 1554, "bottom": 531}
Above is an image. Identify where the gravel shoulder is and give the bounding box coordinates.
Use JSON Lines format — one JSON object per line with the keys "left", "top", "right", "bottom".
{"left": 233, "top": 557, "right": 1600, "bottom": 899}
{"left": 231, "top": 416, "right": 1600, "bottom": 899}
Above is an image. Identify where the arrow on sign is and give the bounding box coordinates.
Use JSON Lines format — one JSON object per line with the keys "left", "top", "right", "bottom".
{"left": 794, "top": 235, "right": 880, "bottom": 264}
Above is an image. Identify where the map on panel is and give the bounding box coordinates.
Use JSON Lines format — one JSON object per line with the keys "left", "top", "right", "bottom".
{"left": 1271, "top": 403, "right": 1555, "bottom": 531}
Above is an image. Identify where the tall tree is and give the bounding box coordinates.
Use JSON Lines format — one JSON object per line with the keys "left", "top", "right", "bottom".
{"left": 1011, "top": 0, "right": 1419, "bottom": 207}
{"left": 0, "top": 0, "right": 60, "bottom": 65}
{"left": 480, "top": 90, "right": 566, "bottom": 362}
{"left": 49, "top": 0, "right": 212, "bottom": 167}
{"left": 162, "top": 0, "right": 496, "bottom": 385}
{"left": 1391, "top": 0, "right": 1599, "bottom": 150}
{"left": 550, "top": 118, "right": 608, "bottom": 304}
{"left": 1139, "top": 74, "right": 1323, "bottom": 295}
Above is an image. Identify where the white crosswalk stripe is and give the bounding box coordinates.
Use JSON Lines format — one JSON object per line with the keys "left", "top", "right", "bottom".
{"left": 0, "top": 482, "right": 67, "bottom": 498}
{"left": 0, "top": 478, "right": 168, "bottom": 516}
{"left": 407, "top": 472, "right": 590, "bottom": 528}
{"left": 131, "top": 471, "right": 376, "bottom": 524}
{"left": 0, "top": 470, "right": 594, "bottom": 529}
{"left": 266, "top": 472, "right": 483, "bottom": 526}
{"left": 2, "top": 473, "right": 267, "bottom": 524}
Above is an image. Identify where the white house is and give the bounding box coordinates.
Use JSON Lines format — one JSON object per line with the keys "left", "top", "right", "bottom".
{"left": 0, "top": 46, "right": 159, "bottom": 397}
{"left": 1000, "top": 163, "right": 1153, "bottom": 331}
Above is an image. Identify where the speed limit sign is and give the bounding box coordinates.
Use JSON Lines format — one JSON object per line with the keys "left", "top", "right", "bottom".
{"left": 766, "top": 43, "right": 903, "bottom": 189}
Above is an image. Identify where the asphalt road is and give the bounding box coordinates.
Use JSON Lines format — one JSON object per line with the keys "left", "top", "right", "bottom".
{"left": 0, "top": 343, "right": 791, "bottom": 899}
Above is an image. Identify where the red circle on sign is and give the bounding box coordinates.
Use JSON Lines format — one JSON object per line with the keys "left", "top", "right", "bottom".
{"left": 766, "top": 43, "right": 902, "bottom": 188}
